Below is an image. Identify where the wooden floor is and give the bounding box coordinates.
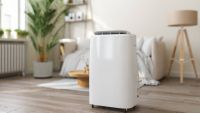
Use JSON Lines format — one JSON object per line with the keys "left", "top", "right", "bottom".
{"left": 0, "top": 76, "right": 200, "bottom": 113}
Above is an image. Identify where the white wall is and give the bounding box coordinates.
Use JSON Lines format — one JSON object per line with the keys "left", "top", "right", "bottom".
{"left": 91, "top": 0, "right": 200, "bottom": 78}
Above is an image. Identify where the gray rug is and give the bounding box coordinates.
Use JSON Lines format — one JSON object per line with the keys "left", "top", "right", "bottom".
{"left": 38, "top": 78, "right": 143, "bottom": 92}
{"left": 37, "top": 78, "right": 88, "bottom": 92}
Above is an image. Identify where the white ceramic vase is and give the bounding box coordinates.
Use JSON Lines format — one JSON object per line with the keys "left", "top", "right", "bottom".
{"left": 5, "top": 32, "right": 11, "bottom": 39}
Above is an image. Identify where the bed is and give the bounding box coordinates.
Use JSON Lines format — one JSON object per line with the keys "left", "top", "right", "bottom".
{"left": 59, "top": 37, "right": 166, "bottom": 85}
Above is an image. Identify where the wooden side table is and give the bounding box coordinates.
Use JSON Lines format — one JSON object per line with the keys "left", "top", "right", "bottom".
{"left": 68, "top": 70, "right": 89, "bottom": 88}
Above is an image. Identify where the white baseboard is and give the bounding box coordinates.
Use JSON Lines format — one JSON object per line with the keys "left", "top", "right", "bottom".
{"left": 25, "top": 68, "right": 60, "bottom": 76}
{"left": 170, "top": 71, "right": 197, "bottom": 79}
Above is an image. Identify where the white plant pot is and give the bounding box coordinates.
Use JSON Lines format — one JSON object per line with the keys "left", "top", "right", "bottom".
{"left": 5, "top": 32, "right": 11, "bottom": 39}
{"left": 17, "top": 35, "right": 27, "bottom": 39}
{"left": 33, "top": 61, "right": 53, "bottom": 78}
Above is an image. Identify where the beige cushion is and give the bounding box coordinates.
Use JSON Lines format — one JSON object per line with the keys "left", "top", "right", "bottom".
{"left": 151, "top": 37, "right": 166, "bottom": 80}
{"left": 141, "top": 36, "right": 166, "bottom": 80}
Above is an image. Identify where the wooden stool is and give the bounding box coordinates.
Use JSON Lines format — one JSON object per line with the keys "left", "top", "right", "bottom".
{"left": 68, "top": 70, "right": 89, "bottom": 88}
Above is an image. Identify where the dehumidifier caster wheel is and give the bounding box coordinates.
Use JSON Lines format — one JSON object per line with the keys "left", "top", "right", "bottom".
{"left": 91, "top": 104, "right": 94, "bottom": 108}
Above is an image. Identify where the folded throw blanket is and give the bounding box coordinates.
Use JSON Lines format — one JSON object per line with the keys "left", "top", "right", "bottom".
{"left": 137, "top": 50, "right": 159, "bottom": 86}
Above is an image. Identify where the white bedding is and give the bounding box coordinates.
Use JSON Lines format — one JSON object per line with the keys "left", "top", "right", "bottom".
{"left": 60, "top": 38, "right": 161, "bottom": 86}
{"left": 137, "top": 50, "right": 159, "bottom": 86}
{"left": 60, "top": 48, "right": 159, "bottom": 85}
{"left": 59, "top": 49, "right": 89, "bottom": 77}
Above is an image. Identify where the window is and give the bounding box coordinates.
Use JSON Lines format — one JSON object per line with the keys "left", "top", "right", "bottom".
{"left": 0, "top": 0, "right": 25, "bottom": 30}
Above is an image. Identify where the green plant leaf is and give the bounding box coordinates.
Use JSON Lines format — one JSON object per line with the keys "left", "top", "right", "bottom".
{"left": 29, "top": 35, "right": 38, "bottom": 52}
{"left": 26, "top": 0, "right": 68, "bottom": 61}
{"left": 47, "top": 36, "right": 59, "bottom": 52}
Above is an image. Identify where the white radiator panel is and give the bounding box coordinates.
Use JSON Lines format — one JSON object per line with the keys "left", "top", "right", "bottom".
{"left": 0, "top": 39, "right": 26, "bottom": 76}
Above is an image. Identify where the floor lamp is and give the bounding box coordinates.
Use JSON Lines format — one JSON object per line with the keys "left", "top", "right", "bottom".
{"left": 167, "top": 10, "right": 198, "bottom": 83}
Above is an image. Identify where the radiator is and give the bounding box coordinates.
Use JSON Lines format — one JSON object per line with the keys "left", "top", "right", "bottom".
{"left": 0, "top": 39, "right": 26, "bottom": 76}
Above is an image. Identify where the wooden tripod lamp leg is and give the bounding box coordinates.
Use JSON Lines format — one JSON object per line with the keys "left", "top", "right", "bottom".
{"left": 183, "top": 30, "right": 198, "bottom": 79}
{"left": 168, "top": 28, "right": 198, "bottom": 83}
{"left": 168, "top": 30, "right": 181, "bottom": 77}
{"left": 179, "top": 30, "right": 185, "bottom": 83}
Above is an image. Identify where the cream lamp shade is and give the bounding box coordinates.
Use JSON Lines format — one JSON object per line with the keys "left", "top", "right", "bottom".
{"left": 168, "top": 10, "right": 198, "bottom": 27}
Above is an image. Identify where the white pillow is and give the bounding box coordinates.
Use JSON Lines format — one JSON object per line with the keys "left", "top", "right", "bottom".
{"left": 77, "top": 39, "right": 90, "bottom": 50}
{"left": 141, "top": 37, "right": 155, "bottom": 56}
{"left": 136, "top": 37, "right": 144, "bottom": 50}
{"left": 76, "top": 50, "right": 90, "bottom": 70}
{"left": 141, "top": 36, "right": 163, "bottom": 57}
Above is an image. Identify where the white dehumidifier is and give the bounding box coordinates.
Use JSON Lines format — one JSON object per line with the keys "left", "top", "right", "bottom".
{"left": 89, "top": 31, "right": 138, "bottom": 113}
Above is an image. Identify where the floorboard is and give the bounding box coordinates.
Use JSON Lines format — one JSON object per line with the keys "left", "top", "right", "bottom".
{"left": 0, "top": 76, "right": 200, "bottom": 113}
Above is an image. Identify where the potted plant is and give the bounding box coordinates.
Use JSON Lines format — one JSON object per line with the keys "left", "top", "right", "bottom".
{"left": 5, "top": 29, "right": 11, "bottom": 38}
{"left": 26, "top": 0, "right": 68, "bottom": 78}
{"left": 15, "top": 29, "right": 29, "bottom": 39}
{"left": 0, "top": 29, "right": 4, "bottom": 39}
